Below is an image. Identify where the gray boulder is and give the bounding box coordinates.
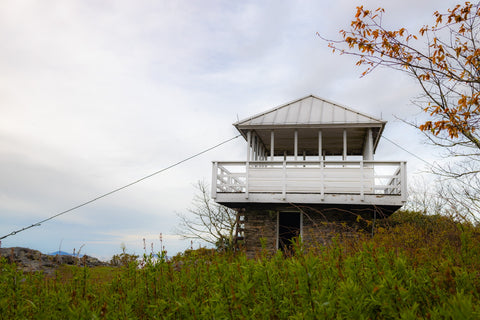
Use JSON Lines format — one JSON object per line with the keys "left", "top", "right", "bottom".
{"left": 0, "top": 247, "right": 107, "bottom": 276}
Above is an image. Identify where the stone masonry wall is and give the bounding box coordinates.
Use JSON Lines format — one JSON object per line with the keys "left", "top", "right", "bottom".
{"left": 243, "top": 210, "right": 277, "bottom": 258}
{"left": 243, "top": 206, "right": 373, "bottom": 257}
{"left": 301, "top": 208, "right": 366, "bottom": 250}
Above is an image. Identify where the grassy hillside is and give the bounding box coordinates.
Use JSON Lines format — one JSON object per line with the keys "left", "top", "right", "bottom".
{"left": 1, "top": 211, "right": 479, "bottom": 319}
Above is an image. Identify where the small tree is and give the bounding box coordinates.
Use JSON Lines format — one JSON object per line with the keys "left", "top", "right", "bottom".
{"left": 176, "top": 181, "right": 238, "bottom": 251}
{"left": 400, "top": 173, "right": 480, "bottom": 224}
{"left": 322, "top": 2, "right": 480, "bottom": 221}
{"left": 322, "top": 2, "right": 480, "bottom": 177}
{"left": 403, "top": 176, "right": 449, "bottom": 215}
{"left": 110, "top": 243, "right": 139, "bottom": 267}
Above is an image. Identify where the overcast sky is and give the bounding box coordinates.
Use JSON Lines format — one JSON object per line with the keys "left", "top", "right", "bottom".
{"left": 0, "top": 0, "right": 459, "bottom": 260}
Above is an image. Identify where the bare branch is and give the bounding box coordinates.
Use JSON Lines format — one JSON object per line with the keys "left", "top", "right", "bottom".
{"left": 176, "top": 180, "right": 238, "bottom": 251}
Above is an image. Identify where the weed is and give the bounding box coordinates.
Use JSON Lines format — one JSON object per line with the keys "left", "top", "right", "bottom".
{"left": 1, "top": 212, "right": 480, "bottom": 318}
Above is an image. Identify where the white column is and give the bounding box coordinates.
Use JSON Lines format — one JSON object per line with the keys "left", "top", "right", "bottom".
{"left": 343, "top": 129, "right": 347, "bottom": 161}
{"left": 270, "top": 130, "right": 274, "bottom": 161}
{"left": 259, "top": 136, "right": 262, "bottom": 160}
{"left": 259, "top": 138, "right": 262, "bottom": 160}
{"left": 257, "top": 136, "right": 260, "bottom": 160}
{"left": 211, "top": 161, "right": 218, "bottom": 199}
{"left": 246, "top": 131, "right": 251, "bottom": 161}
{"left": 318, "top": 130, "right": 322, "bottom": 161}
{"left": 401, "top": 162, "right": 407, "bottom": 201}
{"left": 365, "top": 128, "right": 373, "bottom": 160}
{"left": 255, "top": 135, "right": 260, "bottom": 160}
{"left": 282, "top": 160, "right": 287, "bottom": 199}
{"left": 253, "top": 135, "right": 257, "bottom": 161}
{"left": 294, "top": 130, "right": 298, "bottom": 161}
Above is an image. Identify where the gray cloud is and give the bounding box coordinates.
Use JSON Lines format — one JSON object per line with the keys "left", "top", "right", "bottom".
{"left": 0, "top": 0, "right": 456, "bottom": 258}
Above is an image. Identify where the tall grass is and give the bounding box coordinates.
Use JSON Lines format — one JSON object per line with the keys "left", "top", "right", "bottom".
{"left": 1, "top": 211, "right": 479, "bottom": 319}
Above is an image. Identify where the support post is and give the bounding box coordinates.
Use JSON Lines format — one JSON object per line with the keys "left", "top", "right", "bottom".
{"left": 255, "top": 135, "right": 259, "bottom": 161}
{"left": 211, "top": 162, "right": 218, "bottom": 199}
{"left": 270, "top": 130, "right": 274, "bottom": 161}
{"left": 245, "top": 161, "right": 249, "bottom": 199}
{"left": 360, "top": 160, "right": 364, "bottom": 201}
{"left": 367, "top": 128, "right": 373, "bottom": 160}
{"left": 401, "top": 161, "right": 407, "bottom": 201}
{"left": 300, "top": 212, "right": 304, "bottom": 238}
{"left": 363, "top": 128, "right": 374, "bottom": 161}
{"left": 343, "top": 129, "right": 347, "bottom": 161}
{"left": 276, "top": 211, "right": 279, "bottom": 250}
{"left": 294, "top": 129, "right": 298, "bottom": 161}
{"left": 253, "top": 135, "right": 257, "bottom": 161}
{"left": 246, "top": 131, "right": 251, "bottom": 161}
{"left": 320, "top": 160, "right": 324, "bottom": 200}
{"left": 318, "top": 130, "right": 322, "bottom": 161}
{"left": 282, "top": 159, "right": 287, "bottom": 200}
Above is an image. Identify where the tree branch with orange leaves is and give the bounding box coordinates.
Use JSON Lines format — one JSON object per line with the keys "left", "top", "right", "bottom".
{"left": 320, "top": 2, "right": 480, "bottom": 152}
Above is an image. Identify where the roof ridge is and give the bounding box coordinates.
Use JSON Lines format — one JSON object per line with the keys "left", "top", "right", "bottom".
{"left": 233, "top": 95, "right": 314, "bottom": 126}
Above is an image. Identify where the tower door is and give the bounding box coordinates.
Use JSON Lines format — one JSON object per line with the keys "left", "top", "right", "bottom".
{"left": 278, "top": 211, "right": 301, "bottom": 253}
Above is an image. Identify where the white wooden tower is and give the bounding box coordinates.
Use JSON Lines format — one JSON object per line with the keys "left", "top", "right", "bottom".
{"left": 211, "top": 95, "right": 406, "bottom": 254}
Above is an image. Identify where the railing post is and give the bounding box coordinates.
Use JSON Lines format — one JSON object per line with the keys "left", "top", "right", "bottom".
{"left": 282, "top": 159, "right": 287, "bottom": 200}
{"left": 319, "top": 160, "right": 324, "bottom": 200}
{"left": 401, "top": 161, "right": 407, "bottom": 201}
{"left": 211, "top": 162, "right": 218, "bottom": 199}
{"left": 245, "top": 161, "right": 249, "bottom": 199}
{"left": 360, "top": 160, "right": 364, "bottom": 201}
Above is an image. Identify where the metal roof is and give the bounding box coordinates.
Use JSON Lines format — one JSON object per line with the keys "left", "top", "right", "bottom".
{"left": 233, "top": 95, "right": 386, "bottom": 155}
{"left": 234, "top": 95, "right": 385, "bottom": 129}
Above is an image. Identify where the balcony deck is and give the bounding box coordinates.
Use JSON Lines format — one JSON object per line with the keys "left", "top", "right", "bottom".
{"left": 212, "top": 160, "right": 407, "bottom": 208}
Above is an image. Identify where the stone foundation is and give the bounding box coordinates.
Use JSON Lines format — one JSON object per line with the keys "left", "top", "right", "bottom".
{"left": 241, "top": 205, "right": 383, "bottom": 258}
{"left": 242, "top": 209, "right": 277, "bottom": 258}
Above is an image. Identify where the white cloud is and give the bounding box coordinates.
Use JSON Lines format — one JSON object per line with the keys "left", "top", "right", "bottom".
{"left": 0, "top": 0, "right": 459, "bottom": 258}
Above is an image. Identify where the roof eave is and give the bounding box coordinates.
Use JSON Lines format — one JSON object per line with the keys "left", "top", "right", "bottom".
{"left": 235, "top": 122, "right": 386, "bottom": 131}
{"left": 373, "top": 124, "right": 386, "bottom": 152}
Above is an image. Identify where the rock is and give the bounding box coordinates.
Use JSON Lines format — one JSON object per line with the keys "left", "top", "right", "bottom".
{"left": 0, "top": 247, "right": 108, "bottom": 275}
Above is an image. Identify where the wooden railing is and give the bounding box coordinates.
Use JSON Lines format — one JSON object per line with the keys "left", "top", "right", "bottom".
{"left": 212, "top": 160, "right": 406, "bottom": 201}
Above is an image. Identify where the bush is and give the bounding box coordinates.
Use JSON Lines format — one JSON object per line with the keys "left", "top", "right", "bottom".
{"left": 1, "top": 211, "right": 480, "bottom": 318}
{"left": 109, "top": 247, "right": 139, "bottom": 267}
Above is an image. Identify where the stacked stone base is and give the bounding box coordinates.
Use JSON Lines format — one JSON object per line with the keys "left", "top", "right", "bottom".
{"left": 239, "top": 204, "right": 394, "bottom": 258}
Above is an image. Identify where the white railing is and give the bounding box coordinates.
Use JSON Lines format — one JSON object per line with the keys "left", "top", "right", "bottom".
{"left": 212, "top": 160, "right": 406, "bottom": 201}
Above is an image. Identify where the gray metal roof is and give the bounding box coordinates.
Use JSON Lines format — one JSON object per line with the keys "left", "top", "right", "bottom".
{"left": 234, "top": 95, "right": 385, "bottom": 129}
{"left": 234, "top": 95, "right": 386, "bottom": 155}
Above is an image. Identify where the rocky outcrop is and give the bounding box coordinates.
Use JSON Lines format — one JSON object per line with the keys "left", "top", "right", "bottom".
{"left": 0, "top": 247, "right": 108, "bottom": 275}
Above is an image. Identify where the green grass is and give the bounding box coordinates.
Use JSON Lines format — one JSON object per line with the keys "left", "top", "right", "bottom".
{"left": 1, "top": 211, "right": 480, "bottom": 319}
